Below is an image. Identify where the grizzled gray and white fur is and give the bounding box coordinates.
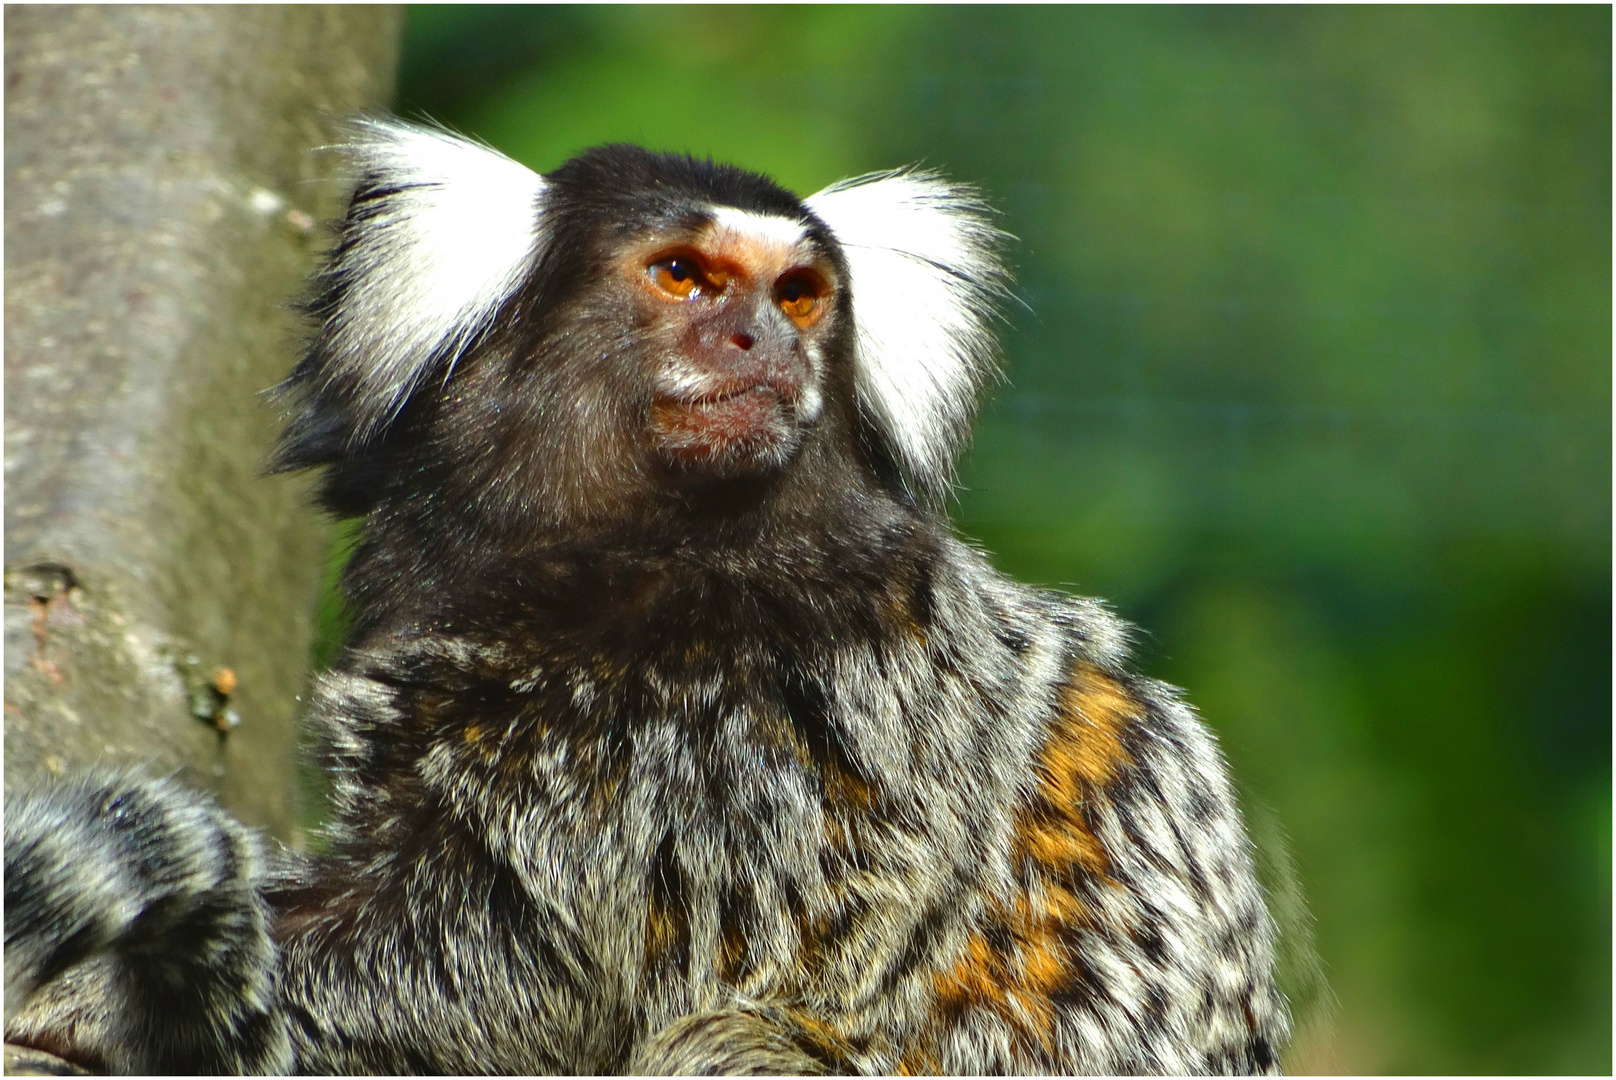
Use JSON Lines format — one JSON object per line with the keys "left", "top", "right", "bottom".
{"left": 4, "top": 119, "right": 1288, "bottom": 1074}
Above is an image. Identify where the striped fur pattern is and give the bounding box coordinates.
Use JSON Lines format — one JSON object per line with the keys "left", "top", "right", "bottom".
{"left": 3, "top": 123, "right": 1286, "bottom": 1074}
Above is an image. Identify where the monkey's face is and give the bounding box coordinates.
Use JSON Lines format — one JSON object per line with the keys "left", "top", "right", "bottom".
{"left": 431, "top": 197, "right": 858, "bottom": 538}
{"left": 620, "top": 211, "right": 840, "bottom": 482}
{"left": 278, "top": 130, "right": 1006, "bottom": 532}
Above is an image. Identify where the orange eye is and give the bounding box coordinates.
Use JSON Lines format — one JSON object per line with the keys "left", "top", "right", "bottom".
{"left": 777, "top": 273, "right": 823, "bottom": 325}
{"left": 650, "top": 256, "right": 706, "bottom": 299}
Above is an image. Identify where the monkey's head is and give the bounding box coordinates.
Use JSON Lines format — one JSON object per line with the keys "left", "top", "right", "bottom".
{"left": 274, "top": 120, "right": 1008, "bottom": 543}
{"left": 536, "top": 146, "right": 843, "bottom": 489}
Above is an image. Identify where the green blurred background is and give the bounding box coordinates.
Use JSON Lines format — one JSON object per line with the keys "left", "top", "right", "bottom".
{"left": 392, "top": 7, "right": 1611, "bottom": 1073}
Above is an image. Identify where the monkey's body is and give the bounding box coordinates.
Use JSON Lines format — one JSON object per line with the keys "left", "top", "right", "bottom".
{"left": 5, "top": 121, "right": 1287, "bottom": 1074}
{"left": 266, "top": 509, "right": 1282, "bottom": 1074}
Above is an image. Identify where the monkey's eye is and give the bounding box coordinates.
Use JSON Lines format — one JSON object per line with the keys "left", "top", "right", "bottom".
{"left": 776, "top": 272, "right": 825, "bottom": 326}
{"left": 649, "top": 256, "right": 714, "bottom": 300}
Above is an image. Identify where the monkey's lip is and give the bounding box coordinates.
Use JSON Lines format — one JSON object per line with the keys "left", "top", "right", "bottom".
{"left": 656, "top": 375, "right": 799, "bottom": 410}
{"left": 652, "top": 384, "right": 791, "bottom": 434}
{"left": 651, "top": 380, "right": 800, "bottom": 470}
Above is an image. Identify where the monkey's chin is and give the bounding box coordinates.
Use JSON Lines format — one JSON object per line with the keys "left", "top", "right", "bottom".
{"left": 651, "top": 388, "right": 803, "bottom": 479}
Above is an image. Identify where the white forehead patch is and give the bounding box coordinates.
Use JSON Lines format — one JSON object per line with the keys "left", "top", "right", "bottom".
{"left": 708, "top": 205, "right": 808, "bottom": 249}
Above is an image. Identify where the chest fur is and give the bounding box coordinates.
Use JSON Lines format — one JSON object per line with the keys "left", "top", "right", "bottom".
{"left": 313, "top": 551, "right": 1079, "bottom": 1050}
{"left": 412, "top": 635, "right": 1018, "bottom": 1005}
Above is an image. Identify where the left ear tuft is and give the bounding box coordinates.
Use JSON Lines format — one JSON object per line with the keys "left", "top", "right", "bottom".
{"left": 805, "top": 170, "right": 1011, "bottom": 500}
{"left": 275, "top": 118, "right": 546, "bottom": 471}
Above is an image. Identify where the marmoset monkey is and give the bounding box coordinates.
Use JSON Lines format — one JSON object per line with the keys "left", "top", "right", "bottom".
{"left": 5, "top": 120, "right": 1288, "bottom": 1075}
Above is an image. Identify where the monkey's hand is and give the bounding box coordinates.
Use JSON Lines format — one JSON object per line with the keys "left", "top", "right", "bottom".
{"left": 629, "top": 1006, "right": 850, "bottom": 1076}
{"left": 3, "top": 773, "right": 291, "bottom": 1074}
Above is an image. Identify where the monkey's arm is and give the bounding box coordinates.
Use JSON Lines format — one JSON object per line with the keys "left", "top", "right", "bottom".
{"left": 3, "top": 773, "right": 291, "bottom": 1074}
{"left": 629, "top": 1007, "right": 846, "bottom": 1075}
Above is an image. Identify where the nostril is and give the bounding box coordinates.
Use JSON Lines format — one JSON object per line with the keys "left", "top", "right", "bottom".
{"left": 730, "top": 332, "right": 755, "bottom": 351}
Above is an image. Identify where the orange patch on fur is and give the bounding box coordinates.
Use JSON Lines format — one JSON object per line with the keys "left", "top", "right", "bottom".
{"left": 935, "top": 931, "right": 1005, "bottom": 1009}
{"left": 643, "top": 890, "right": 687, "bottom": 982}
{"left": 885, "top": 570, "right": 931, "bottom": 646}
{"left": 1015, "top": 662, "right": 1139, "bottom": 878}
{"left": 1018, "top": 814, "right": 1109, "bottom": 875}
{"left": 1018, "top": 884, "right": 1085, "bottom": 927}
{"left": 821, "top": 759, "right": 874, "bottom": 813}
{"left": 912, "top": 662, "right": 1144, "bottom": 1062}
{"left": 1052, "top": 663, "right": 1135, "bottom": 789}
{"left": 717, "top": 919, "right": 748, "bottom": 984}
{"left": 786, "top": 1010, "right": 854, "bottom": 1060}
{"left": 894, "top": 1047, "right": 942, "bottom": 1075}
{"left": 935, "top": 925, "right": 1059, "bottom": 1050}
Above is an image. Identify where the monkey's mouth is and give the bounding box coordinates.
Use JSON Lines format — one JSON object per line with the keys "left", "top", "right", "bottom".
{"left": 651, "top": 378, "right": 804, "bottom": 476}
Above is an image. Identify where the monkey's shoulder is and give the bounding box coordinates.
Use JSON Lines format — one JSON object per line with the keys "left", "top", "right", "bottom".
{"left": 902, "top": 582, "right": 1287, "bottom": 1073}
{"left": 989, "top": 580, "right": 1268, "bottom": 926}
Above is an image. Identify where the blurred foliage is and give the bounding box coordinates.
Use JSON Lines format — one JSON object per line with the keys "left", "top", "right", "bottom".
{"left": 393, "top": 6, "right": 1610, "bottom": 1073}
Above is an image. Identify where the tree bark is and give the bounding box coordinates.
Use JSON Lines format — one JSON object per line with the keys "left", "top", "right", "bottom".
{"left": 4, "top": 5, "right": 402, "bottom": 840}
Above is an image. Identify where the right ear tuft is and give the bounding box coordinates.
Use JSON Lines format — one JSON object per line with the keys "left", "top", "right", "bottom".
{"left": 274, "top": 118, "right": 546, "bottom": 470}
{"left": 805, "top": 170, "right": 1011, "bottom": 503}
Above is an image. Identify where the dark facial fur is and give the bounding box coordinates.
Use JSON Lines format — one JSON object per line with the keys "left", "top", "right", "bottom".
{"left": 4, "top": 122, "right": 1288, "bottom": 1075}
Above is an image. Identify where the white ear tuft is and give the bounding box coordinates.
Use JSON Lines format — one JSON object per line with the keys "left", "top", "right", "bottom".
{"left": 805, "top": 171, "right": 1010, "bottom": 499}
{"left": 314, "top": 118, "right": 546, "bottom": 443}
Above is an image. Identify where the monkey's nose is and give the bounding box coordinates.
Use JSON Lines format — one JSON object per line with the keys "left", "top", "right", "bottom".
{"left": 729, "top": 332, "right": 755, "bottom": 351}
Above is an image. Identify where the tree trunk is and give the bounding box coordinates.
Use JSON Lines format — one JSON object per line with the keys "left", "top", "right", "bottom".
{"left": 4, "top": 5, "right": 402, "bottom": 841}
